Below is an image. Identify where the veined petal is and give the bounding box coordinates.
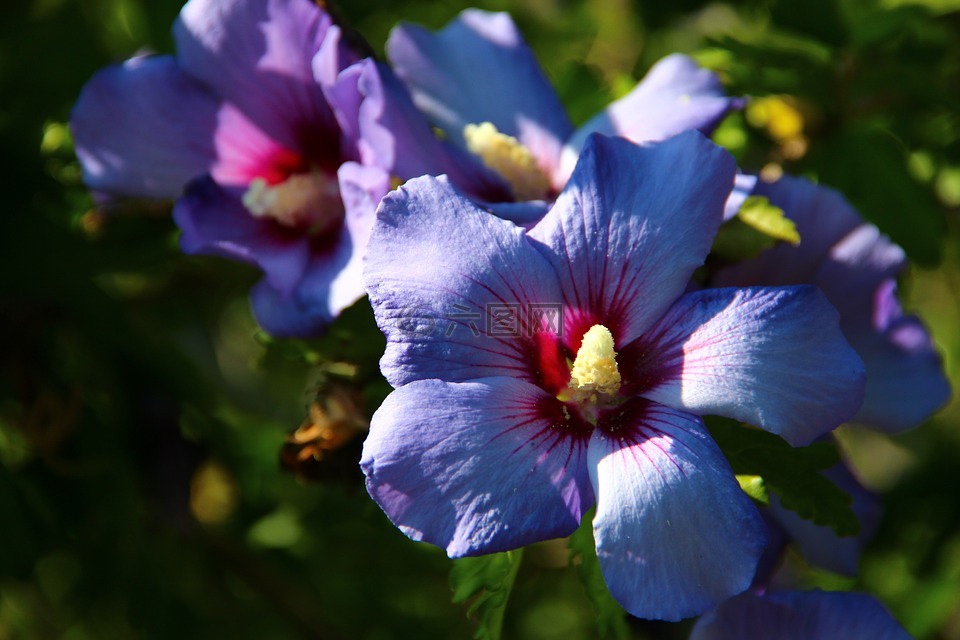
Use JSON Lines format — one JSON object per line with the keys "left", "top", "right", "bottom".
{"left": 174, "top": 176, "right": 310, "bottom": 296}
{"left": 386, "top": 9, "right": 573, "bottom": 174}
{"left": 767, "top": 461, "right": 881, "bottom": 576}
{"left": 363, "top": 175, "right": 564, "bottom": 387}
{"left": 560, "top": 54, "right": 742, "bottom": 181}
{"left": 634, "top": 287, "right": 865, "bottom": 446}
{"left": 250, "top": 162, "right": 388, "bottom": 337}
{"left": 691, "top": 590, "right": 911, "bottom": 640}
{"left": 528, "top": 132, "right": 736, "bottom": 346}
{"left": 588, "top": 399, "right": 766, "bottom": 621}
{"left": 70, "top": 55, "right": 218, "bottom": 198}
{"left": 362, "top": 378, "right": 593, "bottom": 557}
{"left": 174, "top": 0, "right": 345, "bottom": 157}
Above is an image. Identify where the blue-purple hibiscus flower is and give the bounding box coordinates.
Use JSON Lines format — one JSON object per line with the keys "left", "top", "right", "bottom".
{"left": 716, "top": 175, "right": 949, "bottom": 580}
{"left": 716, "top": 175, "right": 950, "bottom": 433}
{"left": 384, "top": 9, "right": 743, "bottom": 221}
{"left": 71, "top": 0, "right": 404, "bottom": 336}
{"left": 690, "top": 589, "right": 911, "bottom": 639}
{"left": 360, "top": 131, "right": 866, "bottom": 621}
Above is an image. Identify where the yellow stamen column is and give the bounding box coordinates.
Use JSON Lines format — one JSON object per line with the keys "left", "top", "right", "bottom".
{"left": 569, "top": 325, "right": 621, "bottom": 404}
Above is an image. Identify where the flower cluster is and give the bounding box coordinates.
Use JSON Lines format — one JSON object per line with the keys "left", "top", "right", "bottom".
{"left": 72, "top": 0, "right": 948, "bottom": 632}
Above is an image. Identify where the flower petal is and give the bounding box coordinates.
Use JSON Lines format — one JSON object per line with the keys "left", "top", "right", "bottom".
{"left": 528, "top": 131, "right": 736, "bottom": 346}
{"left": 174, "top": 0, "right": 346, "bottom": 157}
{"left": 386, "top": 9, "right": 573, "bottom": 173}
{"left": 852, "top": 281, "right": 950, "bottom": 431}
{"left": 633, "top": 286, "right": 865, "bottom": 445}
{"left": 713, "top": 176, "right": 948, "bottom": 431}
{"left": 250, "top": 162, "right": 387, "bottom": 337}
{"left": 363, "top": 175, "right": 564, "bottom": 387}
{"left": 173, "top": 176, "right": 310, "bottom": 296}
{"left": 560, "top": 54, "right": 742, "bottom": 180}
{"left": 70, "top": 55, "right": 219, "bottom": 198}
{"left": 712, "top": 175, "right": 867, "bottom": 288}
{"left": 331, "top": 60, "right": 511, "bottom": 200}
{"left": 691, "top": 590, "right": 911, "bottom": 640}
{"left": 724, "top": 173, "right": 758, "bottom": 221}
{"left": 588, "top": 399, "right": 767, "bottom": 621}
{"left": 362, "top": 378, "right": 593, "bottom": 556}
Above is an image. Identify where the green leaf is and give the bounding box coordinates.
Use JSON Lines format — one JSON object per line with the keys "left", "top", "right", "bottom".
{"left": 568, "top": 514, "right": 629, "bottom": 639}
{"left": 736, "top": 474, "right": 770, "bottom": 505}
{"left": 450, "top": 550, "right": 523, "bottom": 640}
{"left": 707, "top": 418, "right": 859, "bottom": 537}
{"left": 712, "top": 196, "right": 798, "bottom": 262}
{"left": 738, "top": 196, "right": 801, "bottom": 245}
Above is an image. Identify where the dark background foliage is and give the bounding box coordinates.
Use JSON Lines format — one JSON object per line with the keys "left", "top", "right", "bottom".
{"left": 1, "top": 0, "right": 960, "bottom": 637}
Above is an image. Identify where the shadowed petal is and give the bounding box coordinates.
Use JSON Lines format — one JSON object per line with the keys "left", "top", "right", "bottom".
{"left": 330, "top": 60, "right": 510, "bottom": 199}
{"left": 813, "top": 224, "right": 905, "bottom": 332}
{"left": 852, "top": 281, "right": 950, "bottom": 431}
{"left": 714, "top": 176, "right": 948, "bottom": 432}
{"left": 362, "top": 378, "right": 593, "bottom": 557}
{"left": 71, "top": 55, "right": 219, "bottom": 198}
{"left": 173, "top": 176, "right": 310, "bottom": 296}
{"left": 633, "top": 286, "right": 865, "bottom": 446}
{"left": 174, "top": 0, "right": 346, "bottom": 155}
{"left": 250, "top": 162, "right": 387, "bottom": 337}
{"left": 363, "top": 175, "right": 563, "bottom": 387}
{"left": 560, "top": 54, "right": 742, "bottom": 181}
{"left": 691, "top": 590, "right": 911, "bottom": 640}
{"left": 713, "top": 176, "right": 866, "bottom": 288}
{"left": 588, "top": 399, "right": 766, "bottom": 621}
{"left": 528, "top": 132, "right": 736, "bottom": 346}
{"left": 386, "top": 9, "right": 573, "bottom": 174}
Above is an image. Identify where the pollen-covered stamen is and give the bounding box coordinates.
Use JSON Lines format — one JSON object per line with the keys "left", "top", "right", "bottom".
{"left": 463, "top": 122, "right": 551, "bottom": 201}
{"left": 569, "top": 324, "right": 621, "bottom": 403}
{"left": 242, "top": 172, "right": 344, "bottom": 234}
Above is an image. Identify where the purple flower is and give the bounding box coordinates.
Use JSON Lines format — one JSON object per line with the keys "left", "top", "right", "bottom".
{"left": 385, "top": 9, "right": 743, "bottom": 221}
{"left": 715, "top": 175, "right": 950, "bottom": 432}
{"left": 360, "top": 131, "right": 865, "bottom": 620}
{"left": 690, "top": 590, "right": 911, "bottom": 639}
{"left": 715, "top": 175, "right": 949, "bottom": 580}
{"left": 71, "top": 0, "right": 396, "bottom": 336}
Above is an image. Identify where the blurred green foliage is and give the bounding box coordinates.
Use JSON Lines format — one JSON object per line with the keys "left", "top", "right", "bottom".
{"left": 2, "top": 0, "right": 960, "bottom": 638}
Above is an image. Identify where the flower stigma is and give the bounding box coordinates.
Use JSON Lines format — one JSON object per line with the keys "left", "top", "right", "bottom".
{"left": 463, "top": 122, "right": 550, "bottom": 201}
{"left": 568, "top": 324, "right": 621, "bottom": 404}
{"left": 242, "top": 172, "right": 344, "bottom": 234}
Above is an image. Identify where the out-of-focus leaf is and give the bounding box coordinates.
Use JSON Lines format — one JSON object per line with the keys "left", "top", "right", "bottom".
{"left": 739, "top": 196, "right": 801, "bottom": 244}
{"left": 707, "top": 418, "right": 858, "bottom": 537}
{"left": 712, "top": 196, "right": 798, "bottom": 263}
{"left": 567, "top": 514, "right": 629, "bottom": 640}
{"left": 736, "top": 474, "right": 770, "bottom": 505}
{"left": 450, "top": 550, "right": 523, "bottom": 640}
{"left": 771, "top": 0, "right": 849, "bottom": 47}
